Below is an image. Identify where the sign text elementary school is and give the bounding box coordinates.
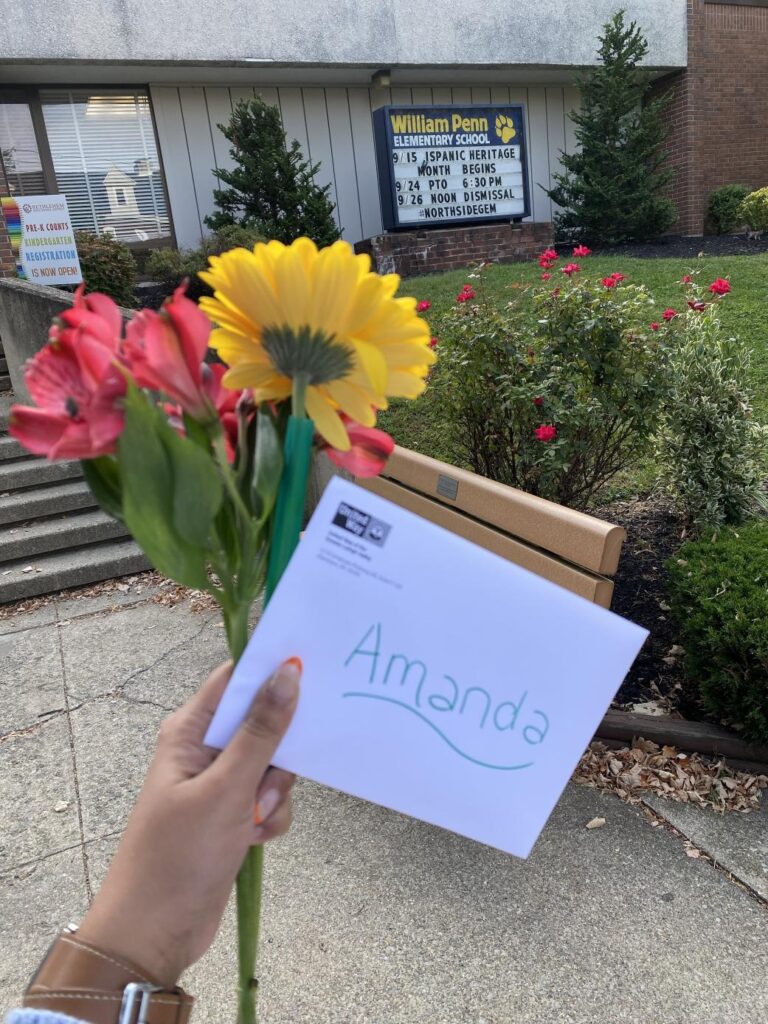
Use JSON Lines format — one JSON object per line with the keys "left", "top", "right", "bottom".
{"left": 373, "top": 105, "right": 530, "bottom": 230}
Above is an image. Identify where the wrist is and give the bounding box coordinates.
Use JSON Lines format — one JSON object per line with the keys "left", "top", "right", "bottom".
{"left": 77, "top": 903, "right": 182, "bottom": 989}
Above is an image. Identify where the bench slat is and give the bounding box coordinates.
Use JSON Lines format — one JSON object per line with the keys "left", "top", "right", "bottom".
{"left": 381, "top": 447, "right": 626, "bottom": 577}
{"left": 360, "top": 476, "right": 615, "bottom": 608}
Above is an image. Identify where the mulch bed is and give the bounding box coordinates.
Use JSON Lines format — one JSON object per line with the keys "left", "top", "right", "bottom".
{"left": 555, "top": 232, "right": 768, "bottom": 260}
{"left": 599, "top": 495, "right": 693, "bottom": 712}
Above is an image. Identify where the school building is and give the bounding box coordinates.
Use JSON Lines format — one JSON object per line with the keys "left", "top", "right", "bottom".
{"left": 0, "top": 0, "right": 766, "bottom": 276}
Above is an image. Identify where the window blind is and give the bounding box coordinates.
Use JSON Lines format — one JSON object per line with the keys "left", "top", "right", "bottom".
{"left": 0, "top": 102, "right": 46, "bottom": 196}
{"left": 40, "top": 91, "right": 171, "bottom": 243}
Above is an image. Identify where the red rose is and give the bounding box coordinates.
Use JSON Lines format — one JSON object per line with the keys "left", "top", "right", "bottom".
{"left": 662, "top": 308, "right": 678, "bottom": 321}
{"left": 429, "top": 336, "right": 438, "bottom": 350}
{"left": 538, "top": 258, "right": 555, "bottom": 270}
{"left": 681, "top": 274, "right": 692, "bottom": 284}
{"left": 572, "top": 244, "right": 592, "bottom": 257}
{"left": 534, "top": 424, "right": 557, "bottom": 442}
{"left": 540, "top": 272, "right": 552, "bottom": 280}
{"left": 650, "top": 322, "right": 660, "bottom": 331}
{"left": 688, "top": 300, "right": 707, "bottom": 311}
{"left": 561, "top": 262, "right": 580, "bottom": 276}
{"left": 708, "top": 278, "right": 731, "bottom": 295}
{"left": 609, "top": 272, "right": 626, "bottom": 282}
{"left": 601, "top": 276, "right": 618, "bottom": 288}
{"left": 533, "top": 396, "right": 544, "bottom": 406}
{"left": 416, "top": 300, "right": 431, "bottom": 312}
{"left": 539, "top": 248, "right": 558, "bottom": 262}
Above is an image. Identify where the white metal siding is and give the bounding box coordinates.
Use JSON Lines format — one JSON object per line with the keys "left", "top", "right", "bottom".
{"left": 150, "top": 83, "right": 581, "bottom": 250}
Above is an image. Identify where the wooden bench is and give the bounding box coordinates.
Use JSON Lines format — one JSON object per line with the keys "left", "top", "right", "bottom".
{"left": 357, "top": 446, "right": 625, "bottom": 609}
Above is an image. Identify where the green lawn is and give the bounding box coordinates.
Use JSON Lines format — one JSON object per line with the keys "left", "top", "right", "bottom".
{"left": 380, "top": 252, "right": 768, "bottom": 503}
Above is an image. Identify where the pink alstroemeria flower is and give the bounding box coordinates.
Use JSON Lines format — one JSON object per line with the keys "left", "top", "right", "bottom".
{"left": 125, "top": 285, "right": 214, "bottom": 420}
{"left": 10, "top": 286, "right": 126, "bottom": 460}
{"left": 323, "top": 417, "right": 395, "bottom": 478}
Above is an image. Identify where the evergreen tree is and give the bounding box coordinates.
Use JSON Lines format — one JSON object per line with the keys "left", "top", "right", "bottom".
{"left": 206, "top": 97, "right": 341, "bottom": 246}
{"left": 546, "top": 11, "right": 676, "bottom": 244}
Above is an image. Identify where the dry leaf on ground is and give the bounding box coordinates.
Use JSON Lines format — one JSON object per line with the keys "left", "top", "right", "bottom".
{"left": 575, "top": 740, "right": 767, "bottom": 813}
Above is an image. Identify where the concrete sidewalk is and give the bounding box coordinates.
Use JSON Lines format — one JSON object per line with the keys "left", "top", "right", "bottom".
{"left": 1, "top": 585, "right": 767, "bottom": 1024}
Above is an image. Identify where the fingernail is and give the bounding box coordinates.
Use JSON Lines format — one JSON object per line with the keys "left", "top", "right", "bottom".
{"left": 254, "top": 788, "right": 280, "bottom": 825}
{"left": 267, "top": 658, "right": 301, "bottom": 706}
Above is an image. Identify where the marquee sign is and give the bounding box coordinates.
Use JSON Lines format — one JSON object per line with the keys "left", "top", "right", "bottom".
{"left": 373, "top": 104, "right": 530, "bottom": 231}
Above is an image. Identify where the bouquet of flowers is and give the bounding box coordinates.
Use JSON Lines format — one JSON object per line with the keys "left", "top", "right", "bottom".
{"left": 10, "top": 236, "right": 435, "bottom": 1022}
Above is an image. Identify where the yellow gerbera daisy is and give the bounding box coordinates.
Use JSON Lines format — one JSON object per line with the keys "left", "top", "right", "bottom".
{"left": 198, "top": 237, "right": 435, "bottom": 450}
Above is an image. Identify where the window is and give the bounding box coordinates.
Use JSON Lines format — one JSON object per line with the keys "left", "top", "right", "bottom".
{"left": 40, "top": 90, "right": 171, "bottom": 244}
{"left": 0, "top": 102, "right": 46, "bottom": 195}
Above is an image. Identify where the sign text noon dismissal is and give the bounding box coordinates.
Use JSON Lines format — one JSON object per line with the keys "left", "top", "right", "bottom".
{"left": 373, "top": 105, "right": 531, "bottom": 229}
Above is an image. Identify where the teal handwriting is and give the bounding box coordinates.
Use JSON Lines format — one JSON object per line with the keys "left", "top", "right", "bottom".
{"left": 342, "top": 623, "right": 550, "bottom": 771}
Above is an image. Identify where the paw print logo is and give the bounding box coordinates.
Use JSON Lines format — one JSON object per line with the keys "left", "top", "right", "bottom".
{"left": 495, "top": 114, "right": 516, "bottom": 143}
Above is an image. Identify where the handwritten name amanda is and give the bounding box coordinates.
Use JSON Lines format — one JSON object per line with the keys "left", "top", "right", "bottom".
{"left": 343, "top": 624, "right": 550, "bottom": 771}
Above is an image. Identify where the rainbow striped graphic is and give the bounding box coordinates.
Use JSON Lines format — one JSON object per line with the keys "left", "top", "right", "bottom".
{"left": 0, "top": 197, "right": 25, "bottom": 278}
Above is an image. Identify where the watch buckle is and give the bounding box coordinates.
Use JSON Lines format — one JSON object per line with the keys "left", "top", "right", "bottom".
{"left": 119, "top": 981, "right": 163, "bottom": 1024}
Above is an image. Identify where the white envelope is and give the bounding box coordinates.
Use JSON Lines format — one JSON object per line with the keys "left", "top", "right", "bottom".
{"left": 205, "top": 477, "right": 647, "bottom": 858}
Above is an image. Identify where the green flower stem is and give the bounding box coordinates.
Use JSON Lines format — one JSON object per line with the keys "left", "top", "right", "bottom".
{"left": 291, "top": 372, "right": 310, "bottom": 421}
{"left": 232, "top": 414, "right": 315, "bottom": 1024}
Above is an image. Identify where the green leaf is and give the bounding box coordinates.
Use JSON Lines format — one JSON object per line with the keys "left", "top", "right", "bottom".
{"left": 118, "top": 387, "right": 210, "bottom": 589}
{"left": 81, "top": 457, "right": 123, "bottom": 522}
{"left": 162, "top": 427, "right": 223, "bottom": 548}
{"left": 251, "top": 404, "right": 283, "bottom": 525}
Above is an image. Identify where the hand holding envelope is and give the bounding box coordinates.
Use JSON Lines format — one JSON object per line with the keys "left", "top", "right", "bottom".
{"left": 206, "top": 478, "right": 647, "bottom": 859}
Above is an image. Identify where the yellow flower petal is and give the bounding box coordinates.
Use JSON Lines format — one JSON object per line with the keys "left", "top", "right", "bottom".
{"left": 223, "top": 363, "right": 288, "bottom": 391}
{"left": 326, "top": 380, "right": 377, "bottom": 426}
{"left": 306, "top": 387, "right": 350, "bottom": 450}
{"left": 210, "top": 329, "right": 270, "bottom": 367}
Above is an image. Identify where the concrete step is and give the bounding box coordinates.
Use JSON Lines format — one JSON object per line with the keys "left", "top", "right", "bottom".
{"left": 0, "top": 479, "right": 97, "bottom": 526}
{"left": 0, "top": 375, "right": 11, "bottom": 392}
{"left": 0, "top": 436, "right": 26, "bottom": 462}
{"left": 0, "top": 508, "right": 127, "bottom": 561}
{"left": 0, "top": 457, "right": 81, "bottom": 492}
{"left": 0, "top": 358, "right": 7, "bottom": 373}
{"left": 0, "top": 538, "right": 151, "bottom": 603}
{"left": 0, "top": 396, "right": 12, "bottom": 432}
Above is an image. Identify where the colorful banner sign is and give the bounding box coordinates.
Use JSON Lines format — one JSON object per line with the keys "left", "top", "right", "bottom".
{"left": 0, "top": 194, "right": 82, "bottom": 285}
{"left": 373, "top": 105, "right": 531, "bottom": 230}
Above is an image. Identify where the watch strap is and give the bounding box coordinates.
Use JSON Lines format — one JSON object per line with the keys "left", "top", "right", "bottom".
{"left": 24, "top": 932, "right": 194, "bottom": 1024}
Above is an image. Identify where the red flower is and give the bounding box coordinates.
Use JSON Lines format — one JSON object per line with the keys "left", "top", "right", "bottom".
{"left": 650, "top": 322, "right": 660, "bottom": 331}
{"left": 708, "top": 278, "right": 731, "bottom": 295}
{"left": 662, "top": 308, "right": 678, "bottom": 321}
{"left": 681, "top": 274, "right": 692, "bottom": 284}
{"left": 534, "top": 424, "right": 557, "bottom": 442}
{"left": 538, "top": 258, "right": 556, "bottom": 270}
{"left": 323, "top": 417, "right": 395, "bottom": 478}
{"left": 540, "top": 272, "right": 552, "bottom": 281}
{"left": 533, "top": 396, "right": 544, "bottom": 406}
{"left": 125, "top": 285, "right": 213, "bottom": 419}
{"left": 10, "top": 286, "right": 126, "bottom": 460}
{"left": 416, "top": 300, "right": 431, "bottom": 312}
{"left": 561, "top": 263, "right": 580, "bottom": 276}
{"left": 688, "top": 300, "right": 707, "bottom": 311}
{"left": 429, "top": 336, "right": 439, "bottom": 350}
{"left": 539, "top": 248, "right": 558, "bottom": 262}
{"left": 456, "top": 286, "right": 476, "bottom": 303}
{"left": 572, "top": 244, "right": 592, "bottom": 257}
{"left": 609, "top": 272, "right": 626, "bottom": 282}
{"left": 601, "top": 276, "right": 618, "bottom": 288}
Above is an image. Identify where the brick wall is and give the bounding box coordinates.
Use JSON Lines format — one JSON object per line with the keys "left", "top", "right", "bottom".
{"left": 655, "top": 0, "right": 768, "bottom": 235}
{"left": 0, "top": 158, "right": 16, "bottom": 278}
{"left": 356, "top": 222, "right": 553, "bottom": 277}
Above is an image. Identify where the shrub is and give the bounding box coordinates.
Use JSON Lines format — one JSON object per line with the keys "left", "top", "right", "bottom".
{"left": 706, "top": 185, "right": 750, "bottom": 234}
{"left": 655, "top": 281, "right": 768, "bottom": 532}
{"left": 738, "top": 187, "right": 768, "bottom": 234}
{"left": 207, "top": 96, "right": 340, "bottom": 246}
{"left": 667, "top": 523, "right": 768, "bottom": 744}
{"left": 434, "top": 259, "right": 670, "bottom": 507}
{"left": 75, "top": 230, "right": 137, "bottom": 307}
{"left": 146, "top": 225, "right": 265, "bottom": 300}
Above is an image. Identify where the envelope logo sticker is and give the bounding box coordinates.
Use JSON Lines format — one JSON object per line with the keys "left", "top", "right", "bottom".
{"left": 343, "top": 623, "right": 549, "bottom": 772}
